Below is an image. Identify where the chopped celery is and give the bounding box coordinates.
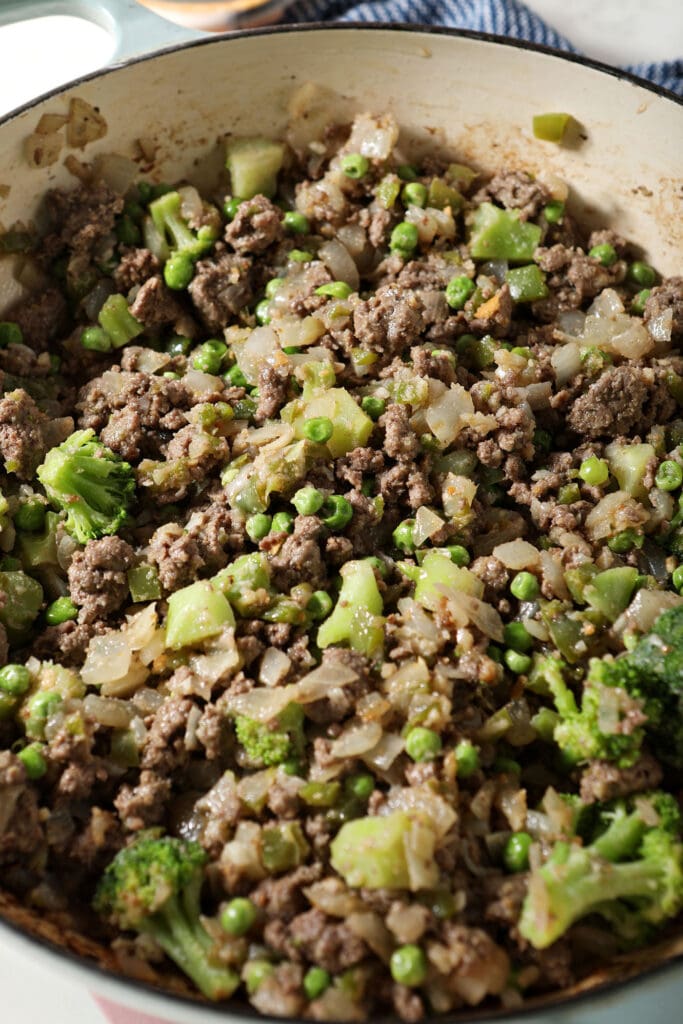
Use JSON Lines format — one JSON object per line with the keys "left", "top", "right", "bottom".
{"left": 317, "top": 558, "right": 384, "bottom": 651}
{"left": 214, "top": 553, "right": 273, "bottom": 617}
{"left": 532, "top": 112, "right": 574, "bottom": 143}
{"left": 564, "top": 562, "right": 598, "bottom": 604}
{"left": 165, "top": 580, "right": 235, "bottom": 650}
{"left": 506, "top": 264, "right": 549, "bottom": 302}
{"left": 225, "top": 137, "right": 285, "bottom": 200}
{"left": 0, "top": 570, "right": 43, "bottom": 644}
{"left": 282, "top": 387, "right": 373, "bottom": 459}
{"left": 446, "top": 163, "right": 478, "bottom": 189}
{"left": 330, "top": 812, "right": 413, "bottom": 889}
{"left": 127, "top": 564, "right": 161, "bottom": 603}
{"left": 400, "top": 550, "right": 482, "bottom": 611}
{"left": 261, "top": 821, "right": 309, "bottom": 873}
{"left": 583, "top": 567, "right": 639, "bottom": 622}
{"left": 605, "top": 443, "right": 655, "bottom": 500}
{"left": 468, "top": 203, "right": 542, "bottom": 263}
{"left": 98, "top": 294, "right": 144, "bottom": 349}
{"left": 375, "top": 175, "right": 401, "bottom": 210}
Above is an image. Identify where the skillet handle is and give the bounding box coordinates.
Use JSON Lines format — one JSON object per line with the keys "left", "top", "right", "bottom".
{"left": 0, "top": 0, "right": 204, "bottom": 65}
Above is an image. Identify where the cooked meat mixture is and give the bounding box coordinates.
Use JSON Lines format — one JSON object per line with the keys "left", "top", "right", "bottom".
{"left": 0, "top": 111, "right": 681, "bottom": 1022}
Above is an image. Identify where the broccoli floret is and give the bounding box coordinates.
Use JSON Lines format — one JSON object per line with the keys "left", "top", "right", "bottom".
{"left": 519, "top": 791, "right": 683, "bottom": 949}
{"left": 528, "top": 655, "right": 644, "bottom": 767}
{"left": 37, "top": 429, "right": 135, "bottom": 543}
{"left": 234, "top": 702, "right": 305, "bottom": 768}
{"left": 588, "top": 604, "right": 683, "bottom": 769}
{"left": 144, "top": 190, "right": 219, "bottom": 264}
{"left": 94, "top": 835, "right": 239, "bottom": 1000}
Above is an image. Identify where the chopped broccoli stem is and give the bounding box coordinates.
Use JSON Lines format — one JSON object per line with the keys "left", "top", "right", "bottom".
{"left": 37, "top": 429, "right": 135, "bottom": 544}
{"left": 331, "top": 812, "right": 414, "bottom": 889}
{"left": 94, "top": 836, "right": 239, "bottom": 1000}
{"left": 0, "top": 570, "right": 43, "bottom": 644}
{"left": 317, "top": 558, "right": 384, "bottom": 653}
{"left": 165, "top": 580, "right": 235, "bottom": 650}
{"left": 225, "top": 138, "right": 285, "bottom": 200}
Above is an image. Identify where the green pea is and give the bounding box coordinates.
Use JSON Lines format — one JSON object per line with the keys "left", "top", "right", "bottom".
{"left": 303, "top": 966, "right": 331, "bottom": 1000}
{"left": 672, "top": 565, "right": 683, "bottom": 593}
{"left": 299, "top": 781, "right": 341, "bottom": 807}
{"left": 45, "top": 597, "right": 79, "bottom": 626}
{"left": 578, "top": 456, "right": 609, "bottom": 486}
{"left": 655, "top": 460, "right": 683, "bottom": 492}
{"left": 0, "top": 322, "right": 23, "bottom": 347}
{"left": 136, "top": 181, "right": 153, "bottom": 203}
{"left": 360, "top": 396, "right": 385, "bottom": 420}
{"left": 307, "top": 590, "right": 333, "bottom": 620}
{"left": 25, "top": 691, "right": 62, "bottom": 740}
{"left": 397, "top": 164, "right": 418, "bottom": 181}
{"left": 543, "top": 200, "right": 565, "bottom": 224}
{"left": 393, "top": 518, "right": 416, "bottom": 553}
{"left": 445, "top": 275, "right": 475, "bottom": 310}
{"left": 345, "top": 772, "right": 374, "bottom": 801}
{"left": 244, "top": 959, "right": 274, "bottom": 995}
{"left": 503, "top": 622, "right": 533, "bottom": 652}
{"left": 401, "top": 182, "right": 428, "bottom": 208}
{"left": 246, "top": 513, "right": 272, "bottom": 542}
{"left": 510, "top": 571, "right": 539, "bottom": 601}
{"left": 534, "top": 428, "right": 552, "bottom": 453}
{"left": 225, "top": 364, "right": 248, "bottom": 388}
{"left": 341, "top": 153, "right": 370, "bottom": 179}
{"left": 271, "top": 510, "right": 294, "bottom": 534}
{"left": 589, "top": 243, "right": 618, "bottom": 267}
{"left": 405, "top": 726, "right": 442, "bottom": 762}
{"left": 445, "top": 544, "right": 470, "bottom": 567}
{"left": 165, "top": 334, "right": 192, "bottom": 356}
{"left": 220, "top": 897, "right": 257, "bottom": 937}
{"left": 292, "top": 486, "right": 325, "bottom": 516}
{"left": 15, "top": 498, "right": 46, "bottom": 533}
{"left": 265, "top": 277, "right": 284, "bottom": 298}
{"left": 255, "top": 299, "right": 272, "bottom": 325}
{"left": 164, "top": 252, "right": 194, "bottom": 290}
{"left": 0, "top": 664, "right": 31, "bottom": 696}
{"left": 495, "top": 756, "right": 521, "bottom": 775}
{"left": 232, "top": 397, "right": 257, "bottom": 420}
{"left": 192, "top": 339, "right": 227, "bottom": 375}
{"left": 631, "top": 288, "right": 651, "bottom": 315}
{"left": 315, "top": 281, "right": 354, "bottom": 299}
{"left": 283, "top": 210, "right": 310, "bottom": 235}
{"left": 454, "top": 740, "right": 479, "bottom": 778}
{"left": 503, "top": 832, "right": 533, "bottom": 873}
{"left": 390, "top": 944, "right": 427, "bottom": 987}
{"left": 627, "top": 261, "right": 656, "bottom": 287}
{"left": 223, "top": 197, "right": 242, "bottom": 221}
{"left": 17, "top": 742, "right": 47, "bottom": 780}
{"left": 115, "top": 214, "right": 141, "bottom": 247}
{"left": 288, "top": 249, "right": 313, "bottom": 263}
{"left": 81, "top": 326, "right": 112, "bottom": 352}
{"left": 321, "top": 495, "right": 353, "bottom": 530}
{"left": 303, "top": 416, "right": 334, "bottom": 443}
{"left": 504, "top": 649, "right": 532, "bottom": 674}
{"left": 390, "top": 221, "right": 419, "bottom": 255}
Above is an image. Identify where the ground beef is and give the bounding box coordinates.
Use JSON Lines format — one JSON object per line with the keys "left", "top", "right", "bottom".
{"left": 99, "top": 406, "right": 146, "bottom": 462}
{"left": 185, "top": 499, "right": 246, "bottom": 570}
{"left": 411, "top": 345, "right": 457, "bottom": 385}
{"left": 305, "top": 647, "right": 372, "bottom": 724}
{"left": 67, "top": 536, "right": 135, "bottom": 624}
{"left": 0, "top": 388, "right": 53, "bottom": 479}
{"left": 5, "top": 287, "right": 68, "bottom": 351}
{"left": 256, "top": 363, "right": 290, "bottom": 422}
{"left": 644, "top": 276, "right": 683, "bottom": 339}
{"left": 439, "top": 922, "right": 510, "bottom": 1000}
{"left": 31, "top": 619, "right": 102, "bottom": 667}
{"left": 353, "top": 285, "right": 425, "bottom": 357}
{"left": 113, "top": 248, "right": 161, "bottom": 292}
{"left": 114, "top": 769, "right": 171, "bottom": 832}
{"left": 382, "top": 403, "right": 420, "bottom": 462}
{"left": 147, "top": 523, "right": 203, "bottom": 593}
{"left": 533, "top": 244, "right": 625, "bottom": 317}
{"left": 0, "top": 752, "right": 44, "bottom": 865}
{"left": 579, "top": 753, "right": 664, "bottom": 803}
{"left": 141, "top": 696, "right": 194, "bottom": 774}
{"left": 46, "top": 180, "right": 123, "bottom": 256}
{"left": 285, "top": 908, "right": 368, "bottom": 973}
{"left": 224, "top": 195, "right": 284, "bottom": 254}
{"left": 475, "top": 170, "right": 549, "bottom": 220}
{"left": 129, "top": 275, "right": 191, "bottom": 333}
{"left": 251, "top": 864, "right": 323, "bottom": 921}
{"left": 270, "top": 515, "right": 327, "bottom": 591}
{"left": 335, "top": 446, "right": 386, "bottom": 489}
{"left": 567, "top": 365, "right": 676, "bottom": 439}
{"left": 345, "top": 488, "right": 388, "bottom": 556}
{"left": 77, "top": 369, "right": 189, "bottom": 436}
{"left": 468, "top": 283, "right": 513, "bottom": 338}
{"left": 188, "top": 251, "right": 255, "bottom": 330}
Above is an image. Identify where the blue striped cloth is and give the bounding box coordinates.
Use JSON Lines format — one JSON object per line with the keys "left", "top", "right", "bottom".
{"left": 282, "top": 0, "right": 683, "bottom": 97}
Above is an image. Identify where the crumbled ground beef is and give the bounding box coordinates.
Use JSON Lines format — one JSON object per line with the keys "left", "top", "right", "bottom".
{"left": 224, "top": 195, "right": 284, "bottom": 254}
{"left": 567, "top": 365, "right": 676, "bottom": 439}
{"left": 475, "top": 170, "right": 550, "bottom": 220}
{"left": 68, "top": 536, "right": 135, "bottom": 624}
{"left": 353, "top": 285, "right": 425, "bottom": 357}
{"left": 113, "top": 247, "right": 161, "bottom": 292}
{"left": 0, "top": 388, "right": 53, "bottom": 479}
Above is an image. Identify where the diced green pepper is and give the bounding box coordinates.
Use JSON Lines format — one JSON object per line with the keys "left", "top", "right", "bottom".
{"left": 506, "top": 264, "right": 549, "bottom": 302}
{"left": 583, "top": 567, "right": 638, "bottom": 622}
{"left": 532, "top": 112, "right": 574, "bottom": 143}
{"left": 375, "top": 175, "right": 401, "bottom": 210}
{"left": 127, "top": 564, "right": 161, "bottom": 603}
{"left": 469, "top": 203, "right": 542, "bottom": 263}
{"left": 261, "top": 822, "right": 309, "bottom": 873}
{"left": 165, "top": 580, "right": 235, "bottom": 649}
{"left": 427, "top": 177, "right": 463, "bottom": 212}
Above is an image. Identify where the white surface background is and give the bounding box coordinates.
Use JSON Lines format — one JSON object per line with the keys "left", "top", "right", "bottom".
{"left": 0, "top": 0, "right": 681, "bottom": 1020}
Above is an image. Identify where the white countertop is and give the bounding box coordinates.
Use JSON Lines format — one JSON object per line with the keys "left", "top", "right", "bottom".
{"left": 0, "top": 2, "right": 681, "bottom": 1021}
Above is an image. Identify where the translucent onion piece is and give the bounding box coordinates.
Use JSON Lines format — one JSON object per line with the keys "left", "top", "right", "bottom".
{"left": 413, "top": 505, "right": 445, "bottom": 546}
{"left": 493, "top": 540, "right": 541, "bottom": 570}
{"left": 425, "top": 383, "right": 474, "bottom": 445}
{"left": 329, "top": 721, "right": 383, "bottom": 760}
{"left": 227, "top": 660, "right": 358, "bottom": 721}
{"left": 551, "top": 340, "right": 582, "bottom": 384}
{"left": 613, "top": 588, "right": 683, "bottom": 635}
{"left": 648, "top": 307, "right": 673, "bottom": 343}
{"left": 318, "top": 239, "right": 360, "bottom": 291}
{"left": 259, "top": 647, "right": 292, "bottom": 687}
{"left": 83, "top": 694, "right": 132, "bottom": 729}
{"left": 345, "top": 111, "right": 399, "bottom": 160}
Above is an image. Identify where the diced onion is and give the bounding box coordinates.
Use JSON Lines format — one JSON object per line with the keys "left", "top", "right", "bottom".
{"left": 492, "top": 540, "right": 540, "bottom": 570}
{"left": 329, "top": 721, "right": 383, "bottom": 759}
{"left": 539, "top": 549, "right": 570, "bottom": 600}
{"left": 347, "top": 912, "right": 394, "bottom": 961}
{"left": 425, "top": 383, "right": 474, "bottom": 445}
{"left": 413, "top": 505, "right": 445, "bottom": 546}
{"left": 93, "top": 153, "right": 138, "bottom": 194}
{"left": 345, "top": 111, "right": 399, "bottom": 160}
{"left": 318, "top": 239, "right": 360, "bottom": 291}
{"left": 648, "top": 308, "right": 673, "bottom": 343}
{"left": 551, "top": 340, "right": 582, "bottom": 384}
{"left": 83, "top": 694, "right": 132, "bottom": 729}
{"left": 362, "top": 732, "right": 405, "bottom": 771}
{"left": 259, "top": 647, "right": 292, "bottom": 687}
{"left": 614, "top": 588, "right": 683, "bottom": 635}
{"left": 233, "top": 326, "right": 290, "bottom": 386}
